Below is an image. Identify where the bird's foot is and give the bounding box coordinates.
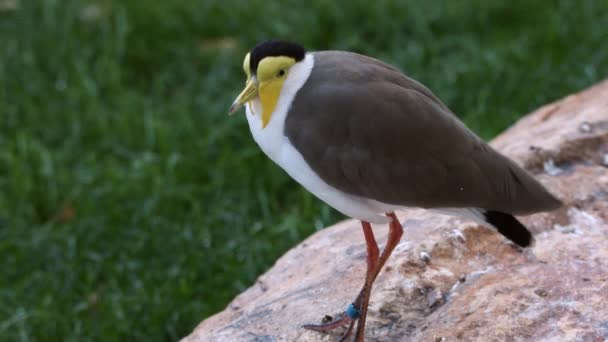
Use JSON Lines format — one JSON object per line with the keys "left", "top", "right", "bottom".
{"left": 302, "top": 304, "right": 359, "bottom": 341}
{"left": 302, "top": 312, "right": 353, "bottom": 331}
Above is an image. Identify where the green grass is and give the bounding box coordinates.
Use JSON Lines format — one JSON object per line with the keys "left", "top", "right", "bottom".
{"left": 0, "top": 0, "right": 607, "bottom": 340}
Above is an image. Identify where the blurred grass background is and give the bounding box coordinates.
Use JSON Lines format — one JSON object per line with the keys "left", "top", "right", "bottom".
{"left": 1, "top": 0, "right": 607, "bottom": 340}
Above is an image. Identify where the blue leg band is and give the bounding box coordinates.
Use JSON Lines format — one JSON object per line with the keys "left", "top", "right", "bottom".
{"left": 345, "top": 303, "right": 361, "bottom": 319}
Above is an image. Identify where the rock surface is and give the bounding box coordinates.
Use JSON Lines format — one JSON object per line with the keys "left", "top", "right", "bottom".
{"left": 185, "top": 80, "right": 608, "bottom": 342}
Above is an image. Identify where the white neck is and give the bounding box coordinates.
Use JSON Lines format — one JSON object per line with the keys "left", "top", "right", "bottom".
{"left": 246, "top": 53, "right": 314, "bottom": 162}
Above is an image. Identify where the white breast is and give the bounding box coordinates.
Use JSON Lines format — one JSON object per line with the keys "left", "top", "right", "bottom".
{"left": 245, "top": 53, "right": 394, "bottom": 224}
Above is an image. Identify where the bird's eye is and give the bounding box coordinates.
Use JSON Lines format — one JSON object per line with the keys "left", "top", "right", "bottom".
{"left": 277, "top": 69, "right": 286, "bottom": 77}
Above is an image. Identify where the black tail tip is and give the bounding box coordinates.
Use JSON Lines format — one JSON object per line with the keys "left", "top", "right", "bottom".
{"left": 484, "top": 210, "right": 534, "bottom": 247}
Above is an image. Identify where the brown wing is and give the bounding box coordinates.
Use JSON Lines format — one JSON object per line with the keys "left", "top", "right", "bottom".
{"left": 285, "top": 51, "right": 561, "bottom": 214}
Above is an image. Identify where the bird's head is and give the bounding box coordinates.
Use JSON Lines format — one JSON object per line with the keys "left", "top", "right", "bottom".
{"left": 229, "top": 40, "right": 306, "bottom": 128}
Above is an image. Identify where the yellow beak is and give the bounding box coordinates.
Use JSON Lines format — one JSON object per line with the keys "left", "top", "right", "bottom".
{"left": 229, "top": 79, "right": 258, "bottom": 114}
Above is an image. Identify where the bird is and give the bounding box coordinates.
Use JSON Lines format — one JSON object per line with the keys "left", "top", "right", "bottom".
{"left": 228, "top": 40, "right": 562, "bottom": 342}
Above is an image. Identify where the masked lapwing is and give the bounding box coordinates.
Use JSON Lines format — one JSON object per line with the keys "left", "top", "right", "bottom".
{"left": 229, "top": 40, "right": 561, "bottom": 342}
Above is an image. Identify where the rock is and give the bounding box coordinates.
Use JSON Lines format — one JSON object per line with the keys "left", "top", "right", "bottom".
{"left": 184, "top": 80, "right": 608, "bottom": 342}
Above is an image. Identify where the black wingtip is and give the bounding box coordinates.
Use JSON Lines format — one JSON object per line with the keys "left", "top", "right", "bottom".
{"left": 484, "top": 210, "right": 534, "bottom": 247}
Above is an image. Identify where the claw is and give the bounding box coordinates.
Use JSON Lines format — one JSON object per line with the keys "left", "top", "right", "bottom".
{"left": 338, "top": 319, "right": 355, "bottom": 342}
{"left": 303, "top": 312, "right": 356, "bottom": 341}
{"left": 302, "top": 312, "right": 352, "bottom": 332}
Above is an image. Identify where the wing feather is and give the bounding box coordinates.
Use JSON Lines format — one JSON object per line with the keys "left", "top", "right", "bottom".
{"left": 285, "top": 51, "right": 561, "bottom": 214}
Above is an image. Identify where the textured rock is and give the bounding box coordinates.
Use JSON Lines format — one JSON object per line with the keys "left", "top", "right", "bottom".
{"left": 185, "top": 80, "right": 608, "bottom": 341}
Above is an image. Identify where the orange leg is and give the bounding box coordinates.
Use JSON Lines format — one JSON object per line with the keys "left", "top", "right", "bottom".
{"left": 302, "top": 220, "right": 378, "bottom": 340}
{"left": 372, "top": 213, "right": 404, "bottom": 282}
{"left": 353, "top": 213, "right": 403, "bottom": 341}
{"left": 303, "top": 213, "right": 404, "bottom": 341}
{"left": 352, "top": 220, "right": 380, "bottom": 341}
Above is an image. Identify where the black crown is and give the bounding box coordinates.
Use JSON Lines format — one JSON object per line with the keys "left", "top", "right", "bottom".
{"left": 249, "top": 40, "right": 306, "bottom": 74}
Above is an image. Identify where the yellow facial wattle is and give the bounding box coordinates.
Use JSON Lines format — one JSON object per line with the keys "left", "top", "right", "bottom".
{"left": 258, "top": 80, "right": 283, "bottom": 128}
{"left": 255, "top": 56, "right": 296, "bottom": 127}
{"left": 230, "top": 54, "right": 297, "bottom": 128}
